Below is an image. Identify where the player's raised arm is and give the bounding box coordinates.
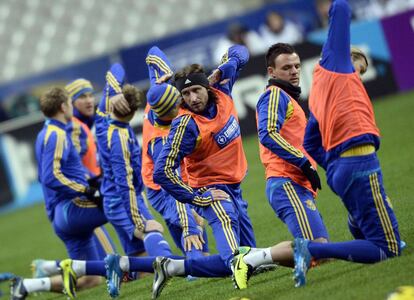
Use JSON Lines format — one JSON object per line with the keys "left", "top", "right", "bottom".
{"left": 96, "top": 63, "right": 127, "bottom": 118}
{"left": 146, "top": 46, "right": 174, "bottom": 85}
{"left": 320, "top": 0, "right": 354, "bottom": 73}
{"left": 209, "top": 44, "right": 249, "bottom": 96}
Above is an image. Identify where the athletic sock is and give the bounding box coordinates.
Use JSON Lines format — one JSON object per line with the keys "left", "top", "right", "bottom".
{"left": 144, "top": 232, "right": 172, "bottom": 256}
{"left": 243, "top": 248, "right": 273, "bottom": 268}
{"left": 119, "top": 256, "right": 130, "bottom": 272}
{"left": 166, "top": 259, "right": 185, "bottom": 276}
{"left": 308, "top": 240, "right": 387, "bottom": 263}
{"left": 71, "top": 260, "right": 86, "bottom": 277}
{"left": 184, "top": 255, "right": 231, "bottom": 277}
{"left": 85, "top": 261, "right": 106, "bottom": 276}
{"left": 23, "top": 278, "right": 51, "bottom": 293}
{"left": 128, "top": 256, "right": 157, "bottom": 273}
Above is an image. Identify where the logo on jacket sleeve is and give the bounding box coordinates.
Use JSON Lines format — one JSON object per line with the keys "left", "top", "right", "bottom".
{"left": 213, "top": 115, "right": 241, "bottom": 149}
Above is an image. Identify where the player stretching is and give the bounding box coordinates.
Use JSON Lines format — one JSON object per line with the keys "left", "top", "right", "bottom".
{"left": 231, "top": 0, "right": 400, "bottom": 290}
{"left": 143, "top": 46, "right": 208, "bottom": 258}
{"left": 151, "top": 45, "right": 256, "bottom": 299}
{"left": 11, "top": 87, "right": 109, "bottom": 299}
{"left": 31, "top": 79, "right": 117, "bottom": 282}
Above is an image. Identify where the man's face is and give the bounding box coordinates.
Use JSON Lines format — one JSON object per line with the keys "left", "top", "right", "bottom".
{"left": 268, "top": 53, "right": 301, "bottom": 86}
{"left": 73, "top": 92, "right": 95, "bottom": 117}
{"left": 62, "top": 97, "right": 73, "bottom": 122}
{"left": 181, "top": 85, "right": 209, "bottom": 114}
{"left": 352, "top": 57, "right": 368, "bottom": 77}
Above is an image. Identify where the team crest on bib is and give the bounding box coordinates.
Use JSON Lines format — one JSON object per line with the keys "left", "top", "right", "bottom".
{"left": 213, "top": 115, "right": 240, "bottom": 149}
{"left": 305, "top": 199, "right": 316, "bottom": 211}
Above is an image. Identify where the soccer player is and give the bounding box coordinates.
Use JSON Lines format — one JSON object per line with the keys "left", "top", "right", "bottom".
{"left": 143, "top": 46, "right": 208, "bottom": 258}
{"left": 31, "top": 79, "right": 117, "bottom": 279}
{"left": 95, "top": 63, "right": 173, "bottom": 259}
{"left": 12, "top": 87, "right": 110, "bottom": 299}
{"left": 150, "top": 45, "right": 256, "bottom": 298}
{"left": 231, "top": 0, "right": 401, "bottom": 290}
{"left": 255, "top": 43, "right": 329, "bottom": 243}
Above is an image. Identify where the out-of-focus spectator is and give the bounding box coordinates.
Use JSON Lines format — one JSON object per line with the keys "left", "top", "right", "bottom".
{"left": 0, "top": 102, "right": 8, "bottom": 122}
{"left": 214, "top": 22, "right": 266, "bottom": 64}
{"left": 8, "top": 94, "right": 40, "bottom": 119}
{"left": 258, "top": 11, "right": 304, "bottom": 47}
{"left": 316, "top": 0, "right": 331, "bottom": 28}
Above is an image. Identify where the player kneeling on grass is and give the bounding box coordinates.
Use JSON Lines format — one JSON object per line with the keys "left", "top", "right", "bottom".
{"left": 11, "top": 87, "right": 108, "bottom": 299}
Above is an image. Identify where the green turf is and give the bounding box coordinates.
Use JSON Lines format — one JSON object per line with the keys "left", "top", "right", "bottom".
{"left": 1, "top": 91, "right": 414, "bottom": 300}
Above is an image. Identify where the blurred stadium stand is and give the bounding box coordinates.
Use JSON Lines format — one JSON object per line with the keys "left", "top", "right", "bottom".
{"left": 0, "top": 0, "right": 261, "bottom": 84}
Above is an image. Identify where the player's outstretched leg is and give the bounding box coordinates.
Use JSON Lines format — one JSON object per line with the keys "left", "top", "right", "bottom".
{"left": 59, "top": 259, "right": 77, "bottom": 299}
{"left": 293, "top": 238, "right": 312, "bottom": 287}
{"left": 10, "top": 276, "right": 28, "bottom": 300}
{"left": 31, "top": 259, "right": 60, "bottom": 278}
{"left": 152, "top": 257, "right": 172, "bottom": 299}
{"left": 231, "top": 247, "right": 253, "bottom": 290}
{"left": 104, "top": 254, "right": 123, "bottom": 298}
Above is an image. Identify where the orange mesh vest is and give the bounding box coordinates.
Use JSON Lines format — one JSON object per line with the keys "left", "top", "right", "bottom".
{"left": 142, "top": 105, "right": 188, "bottom": 190}
{"left": 178, "top": 88, "right": 247, "bottom": 188}
{"left": 72, "top": 117, "right": 101, "bottom": 176}
{"left": 309, "top": 64, "right": 380, "bottom": 151}
{"left": 257, "top": 86, "right": 316, "bottom": 194}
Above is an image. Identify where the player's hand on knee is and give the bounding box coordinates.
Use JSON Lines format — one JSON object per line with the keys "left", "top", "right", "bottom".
{"left": 144, "top": 219, "right": 164, "bottom": 233}
{"left": 209, "top": 188, "right": 231, "bottom": 202}
{"left": 110, "top": 94, "right": 130, "bottom": 115}
{"left": 300, "top": 160, "right": 322, "bottom": 191}
{"left": 184, "top": 234, "right": 204, "bottom": 251}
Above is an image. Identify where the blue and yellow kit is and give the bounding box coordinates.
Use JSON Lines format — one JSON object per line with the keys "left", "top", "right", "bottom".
{"left": 154, "top": 45, "right": 256, "bottom": 271}
{"left": 95, "top": 63, "right": 173, "bottom": 258}
{"left": 35, "top": 118, "right": 108, "bottom": 260}
{"left": 143, "top": 46, "right": 207, "bottom": 256}
{"left": 304, "top": 0, "right": 400, "bottom": 261}
{"left": 256, "top": 82, "right": 328, "bottom": 240}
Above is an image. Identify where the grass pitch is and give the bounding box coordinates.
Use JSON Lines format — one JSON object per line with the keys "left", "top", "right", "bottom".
{"left": 1, "top": 91, "right": 413, "bottom": 299}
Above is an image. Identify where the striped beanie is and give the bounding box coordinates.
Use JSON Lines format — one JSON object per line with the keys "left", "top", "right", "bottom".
{"left": 65, "top": 78, "right": 94, "bottom": 102}
{"left": 146, "top": 83, "right": 180, "bottom": 117}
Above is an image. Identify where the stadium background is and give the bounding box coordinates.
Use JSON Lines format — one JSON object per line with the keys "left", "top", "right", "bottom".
{"left": 0, "top": 1, "right": 413, "bottom": 299}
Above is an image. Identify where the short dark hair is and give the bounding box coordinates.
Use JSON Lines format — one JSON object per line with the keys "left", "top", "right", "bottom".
{"left": 113, "top": 84, "right": 144, "bottom": 118}
{"left": 40, "top": 87, "right": 69, "bottom": 118}
{"left": 265, "top": 43, "right": 296, "bottom": 68}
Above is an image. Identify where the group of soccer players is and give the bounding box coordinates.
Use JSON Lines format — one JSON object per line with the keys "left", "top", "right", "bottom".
{"left": 9, "top": 0, "right": 403, "bottom": 299}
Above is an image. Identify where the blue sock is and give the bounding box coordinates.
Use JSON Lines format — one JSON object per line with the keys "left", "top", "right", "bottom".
{"left": 308, "top": 240, "right": 386, "bottom": 263}
{"left": 128, "top": 255, "right": 184, "bottom": 273}
{"left": 128, "top": 257, "right": 156, "bottom": 273}
{"left": 167, "top": 224, "right": 185, "bottom": 253}
{"left": 85, "top": 261, "right": 106, "bottom": 276}
{"left": 184, "top": 255, "right": 231, "bottom": 277}
{"left": 144, "top": 231, "right": 172, "bottom": 257}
